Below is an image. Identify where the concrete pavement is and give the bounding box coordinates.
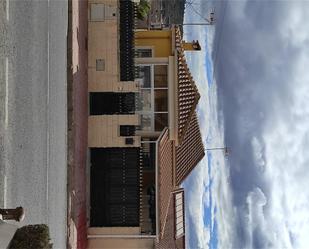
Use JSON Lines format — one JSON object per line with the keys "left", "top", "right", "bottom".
{"left": 0, "top": 220, "right": 18, "bottom": 248}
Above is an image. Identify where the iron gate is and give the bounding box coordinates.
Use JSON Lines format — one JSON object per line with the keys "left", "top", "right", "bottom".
{"left": 90, "top": 148, "right": 140, "bottom": 227}
{"left": 90, "top": 92, "right": 135, "bottom": 115}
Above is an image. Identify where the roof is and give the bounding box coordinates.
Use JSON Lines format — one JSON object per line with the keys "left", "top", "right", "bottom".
{"left": 156, "top": 27, "right": 205, "bottom": 248}
{"left": 155, "top": 190, "right": 185, "bottom": 249}
{"left": 157, "top": 114, "right": 205, "bottom": 244}
{"left": 157, "top": 128, "right": 175, "bottom": 238}
{"left": 176, "top": 112, "right": 205, "bottom": 185}
{"left": 175, "top": 27, "right": 201, "bottom": 145}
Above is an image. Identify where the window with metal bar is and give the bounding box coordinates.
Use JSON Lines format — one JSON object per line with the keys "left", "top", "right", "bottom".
{"left": 135, "top": 48, "right": 152, "bottom": 58}
{"left": 175, "top": 192, "right": 185, "bottom": 238}
{"left": 120, "top": 125, "right": 136, "bottom": 136}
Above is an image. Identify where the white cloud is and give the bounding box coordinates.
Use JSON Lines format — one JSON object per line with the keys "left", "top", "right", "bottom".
{"left": 208, "top": 87, "right": 235, "bottom": 249}
{"left": 184, "top": 159, "right": 211, "bottom": 249}
{"left": 209, "top": 1, "right": 309, "bottom": 248}
{"left": 258, "top": 7, "right": 309, "bottom": 247}
{"left": 184, "top": 20, "right": 215, "bottom": 248}
{"left": 182, "top": 19, "right": 214, "bottom": 249}
{"left": 251, "top": 136, "right": 265, "bottom": 172}
{"left": 211, "top": 157, "right": 235, "bottom": 249}
{"left": 183, "top": 3, "right": 236, "bottom": 248}
{"left": 245, "top": 188, "right": 269, "bottom": 248}
{"left": 262, "top": 81, "right": 309, "bottom": 249}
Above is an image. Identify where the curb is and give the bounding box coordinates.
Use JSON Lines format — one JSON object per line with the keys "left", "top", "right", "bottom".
{"left": 66, "top": 0, "right": 75, "bottom": 248}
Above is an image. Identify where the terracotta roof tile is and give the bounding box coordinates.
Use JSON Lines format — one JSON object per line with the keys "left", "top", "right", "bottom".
{"left": 176, "top": 112, "right": 205, "bottom": 185}
{"left": 175, "top": 27, "right": 201, "bottom": 144}
{"left": 155, "top": 190, "right": 185, "bottom": 249}
{"left": 157, "top": 114, "right": 205, "bottom": 246}
{"left": 158, "top": 128, "right": 175, "bottom": 237}
{"left": 156, "top": 28, "right": 205, "bottom": 248}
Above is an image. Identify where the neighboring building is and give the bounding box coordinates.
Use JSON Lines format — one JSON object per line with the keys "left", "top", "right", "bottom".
{"left": 87, "top": 1, "right": 205, "bottom": 248}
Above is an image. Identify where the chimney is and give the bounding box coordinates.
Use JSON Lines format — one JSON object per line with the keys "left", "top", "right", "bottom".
{"left": 182, "top": 40, "right": 201, "bottom": 51}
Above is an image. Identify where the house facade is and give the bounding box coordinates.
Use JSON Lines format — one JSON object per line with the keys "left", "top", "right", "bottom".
{"left": 87, "top": 1, "right": 205, "bottom": 248}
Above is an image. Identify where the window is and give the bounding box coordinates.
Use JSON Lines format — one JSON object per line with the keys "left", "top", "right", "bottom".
{"left": 175, "top": 192, "right": 184, "bottom": 238}
{"left": 154, "top": 65, "right": 168, "bottom": 87}
{"left": 140, "top": 115, "right": 152, "bottom": 131}
{"left": 136, "top": 66, "right": 151, "bottom": 88}
{"left": 96, "top": 59, "right": 105, "bottom": 71}
{"left": 155, "top": 113, "right": 168, "bottom": 131}
{"left": 141, "top": 141, "right": 156, "bottom": 170}
{"left": 136, "top": 48, "right": 152, "bottom": 58}
{"left": 155, "top": 90, "right": 168, "bottom": 112}
{"left": 120, "top": 125, "right": 135, "bottom": 136}
{"left": 136, "top": 65, "right": 168, "bottom": 132}
{"left": 140, "top": 90, "right": 152, "bottom": 111}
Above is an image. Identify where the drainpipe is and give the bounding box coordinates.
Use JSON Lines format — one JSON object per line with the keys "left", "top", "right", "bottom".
{"left": 87, "top": 234, "right": 156, "bottom": 239}
{"left": 155, "top": 136, "right": 160, "bottom": 241}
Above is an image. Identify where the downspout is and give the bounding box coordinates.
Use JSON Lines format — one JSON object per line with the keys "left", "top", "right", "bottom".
{"left": 87, "top": 234, "right": 156, "bottom": 239}
{"left": 155, "top": 138, "right": 160, "bottom": 241}
{"left": 155, "top": 129, "right": 168, "bottom": 242}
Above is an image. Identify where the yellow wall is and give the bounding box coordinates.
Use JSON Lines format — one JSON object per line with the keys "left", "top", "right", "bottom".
{"left": 89, "top": 0, "right": 117, "bottom": 4}
{"left": 135, "top": 30, "right": 173, "bottom": 57}
{"left": 88, "top": 0, "right": 139, "bottom": 92}
{"left": 88, "top": 115, "right": 141, "bottom": 147}
{"left": 88, "top": 20, "right": 124, "bottom": 92}
{"left": 88, "top": 227, "right": 141, "bottom": 235}
{"left": 87, "top": 238, "right": 154, "bottom": 249}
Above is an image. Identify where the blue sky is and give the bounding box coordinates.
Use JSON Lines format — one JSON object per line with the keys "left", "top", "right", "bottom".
{"left": 183, "top": 1, "right": 309, "bottom": 249}
{"left": 182, "top": 1, "right": 225, "bottom": 248}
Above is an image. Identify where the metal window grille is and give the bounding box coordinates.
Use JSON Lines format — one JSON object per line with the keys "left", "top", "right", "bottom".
{"left": 120, "top": 125, "right": 136, "bottom": 136}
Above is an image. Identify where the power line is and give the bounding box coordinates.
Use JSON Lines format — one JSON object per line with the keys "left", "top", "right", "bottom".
{"left": 188, "top": 2, "right": 211, "bottom": 23}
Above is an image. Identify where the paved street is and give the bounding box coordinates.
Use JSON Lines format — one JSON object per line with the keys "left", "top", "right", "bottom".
{"left": 0, "top": 0, "right": 67, "bottom": 248}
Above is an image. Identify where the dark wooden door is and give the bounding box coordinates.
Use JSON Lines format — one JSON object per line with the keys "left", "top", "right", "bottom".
{"left": 90, "top": 93, "right": 135, "bottom": 115}
{"left": 90, "top": 148, "right": 140, "bottom": 227}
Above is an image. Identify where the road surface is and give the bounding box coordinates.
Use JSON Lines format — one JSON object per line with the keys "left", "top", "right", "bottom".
{"left": 0, "top": 0, "right": 68, "bottom": 248}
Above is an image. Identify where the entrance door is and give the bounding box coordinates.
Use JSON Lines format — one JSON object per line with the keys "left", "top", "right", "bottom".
{"left": 90, "top": 148, "right": 140, "bottom": 227}
{"left": 90, "top": 92, "right": 135, "bottom": 115}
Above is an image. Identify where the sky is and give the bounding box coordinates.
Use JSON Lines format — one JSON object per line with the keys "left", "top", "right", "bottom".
{"left": 182, "top": 1, "right": 309, "bottom": 249}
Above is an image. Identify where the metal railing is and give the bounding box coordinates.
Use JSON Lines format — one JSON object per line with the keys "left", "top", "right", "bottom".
{"left": 119, "top": 0, "right": 137, "bottom": 81}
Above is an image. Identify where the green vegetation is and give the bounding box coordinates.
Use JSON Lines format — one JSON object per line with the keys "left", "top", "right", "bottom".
{"left": 136, "top": 0, "right": 151, "bottom": 20}
{"left": 9, "top": 224, "right": 52, "bottom": 249}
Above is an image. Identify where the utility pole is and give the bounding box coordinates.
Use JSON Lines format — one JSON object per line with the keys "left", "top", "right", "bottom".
{"left": 175, "top": 23, "right": 214, "bottom": 26}
{"left": 179, "top": 6, "right": 216, "bottom": 26}
{"left": 206, "top": 146, "right": 230, "bottom": 156}
{"left": 154, "top": 9, "right": 215, "bottom": 29}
